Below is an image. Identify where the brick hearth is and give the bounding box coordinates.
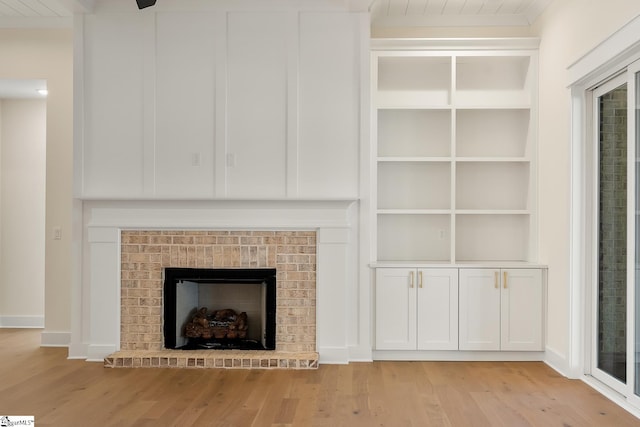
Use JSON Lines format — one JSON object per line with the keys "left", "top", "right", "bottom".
{"left": 105, "top": 230, "right": 318, "bottom": 369}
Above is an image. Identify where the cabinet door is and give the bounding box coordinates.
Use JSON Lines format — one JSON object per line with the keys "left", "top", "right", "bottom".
{"left": 459, "top": 269, "right": 500, "bottom": 350}
{"left": 417, "top": 269, "right": 458, "bottom": 350}
{"left": 375, "top": 268, "right": 417, "bottom": 350}
{"left": 501, "top": 269, "right": 544, "bottom": 351}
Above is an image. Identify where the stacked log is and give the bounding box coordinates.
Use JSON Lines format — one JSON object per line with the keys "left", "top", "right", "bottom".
{"left": 184, "top": 307, "right": 248, "bottom": 340}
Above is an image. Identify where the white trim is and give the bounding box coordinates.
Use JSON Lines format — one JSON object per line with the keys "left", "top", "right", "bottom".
{"left": 87, "top": 344, "right": 117, "bottom": 362}
{"left": 318, "top": 346, "right": 350, "bottom": 364}
{"left": 544, "top": 345, "right": 571, "bottom": 378}
{"left": 0, "top": 316, "right": 44, "bottom": 328}
{"left": 348, "top": 345, "right": 373, "bottom": 362}
{"left": 569, "top": 86, "right": 587, "bottom": 379}
{"left": 373, "top": 350, "right": 545, "bottom": 361}
{"left": 568, "top": 14, "right": 640, "bottom": 87}
{"left": 40, "top": 331, "right": 71, "bottom": 347}
{"left": 371, "top": 37, "right": 540, "bottom": 52}
{"left": 372, "top": 14, "right": 533, "bottom": 28}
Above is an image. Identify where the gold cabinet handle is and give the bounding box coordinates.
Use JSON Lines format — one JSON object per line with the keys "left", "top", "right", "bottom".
{"left": 494, "top": 271, "right": 499, "bottom": 289}
{"left": 409, "top": 271, "right": 414, "bottom": 288}
{"left": 503, "top": 271, "right": 508, "bottom": 289}
{"left": 418, "top": 271, "right": 423, "bottom": 288}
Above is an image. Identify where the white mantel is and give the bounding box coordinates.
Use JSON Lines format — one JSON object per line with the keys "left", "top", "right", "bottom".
{"left": 71, "top": 199, "right": 364, "bottom": 364}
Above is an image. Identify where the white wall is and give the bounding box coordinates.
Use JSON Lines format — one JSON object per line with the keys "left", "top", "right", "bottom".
{"left": 0, "top": 99, "right": 46, "bottom": 327}
{"left": 531, "top": 0, "right": 640, "bottom": 372}
{"left": 0, "top": 30, "right": 73, "bottom": 344}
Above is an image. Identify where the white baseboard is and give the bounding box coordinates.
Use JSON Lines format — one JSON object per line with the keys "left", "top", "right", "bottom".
{"left": 373, "top": 350, "right": 545, "bottom": 361}
{"left": 318, "top": 346, "right": 350, "bottom": 364}
{"left": 544, "top": 346, "right": 572, "bottom": 378}
{"left": 87, "top": 344, "right": 117, "bottom": 362}
{"left": 0, "top": 315, "right": 44, "bottom": 328}
{"left": 67, "top": 341, "right": 89, "bottom": 360}
{"left": 348, "top": 345, "right": 373, "bottom": 362}
{"left": 40, "top": 331, "right": 71, "bottom": 347}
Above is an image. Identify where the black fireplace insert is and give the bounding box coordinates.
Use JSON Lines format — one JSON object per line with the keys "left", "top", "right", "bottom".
{"left": 163, "top": 268, "right": 276, "bottom": 350}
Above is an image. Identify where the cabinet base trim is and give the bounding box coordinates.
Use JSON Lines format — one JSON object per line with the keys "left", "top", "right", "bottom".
{"left": 373, "top": 350, "right": 545, "bottom": 361}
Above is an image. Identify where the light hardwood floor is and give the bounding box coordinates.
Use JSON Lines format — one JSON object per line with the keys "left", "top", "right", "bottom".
{"left": 1, "top": 329, "right": 639, "bottom": 426}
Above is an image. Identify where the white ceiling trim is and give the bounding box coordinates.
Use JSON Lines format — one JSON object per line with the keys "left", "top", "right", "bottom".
{"left": 371, "top": 0, "right": 555, "bottom": 27}
{"left": 373, "top": 13, "right": 532, "bottom": 27}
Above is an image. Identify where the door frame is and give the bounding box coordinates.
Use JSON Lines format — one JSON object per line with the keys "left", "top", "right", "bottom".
{"left": 569, "top": 15, "right": 640, "bottom": 416}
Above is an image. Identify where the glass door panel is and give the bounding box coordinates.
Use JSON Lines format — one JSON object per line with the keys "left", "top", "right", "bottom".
{"left": 596, "top": 81, "right": 628, "bottom": 385}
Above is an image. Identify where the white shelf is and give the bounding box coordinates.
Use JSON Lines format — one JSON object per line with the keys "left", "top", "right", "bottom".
{"left": 455, "top": 209, "right": 530, "bottom": 215}
{"left": 372, "top": 42, "right": 537, "bottom": 265}
{"left": 377, "top": 56, "right": 451, "bottom": 106}
{"left": 378, "top": 209, "right": 452, "bottom": 215}
{"left": 456, "top": 56, "right": 532, "bottom": 106}
{"left": 456, "top": 157, "right": 529, "bottom": 163}
{"left": 378, "top": 214, "right": 451, "bottom": 262}
{"left": 378, "top": 162, "right": 450, "bottom": 210}
{"left": 456, "top": 214, "right": 529, "bottom": 262}
{"left": 456, "top": 162, "right": 530, "bottom": 210}
{"left": 378, "top": 109, "right": 451, "bottom": 157}
{"left": 456, "top": 109, "right": 531, "bottom": 158}
{"left": 378, "top": 157, "right": 452, "bottom": 162}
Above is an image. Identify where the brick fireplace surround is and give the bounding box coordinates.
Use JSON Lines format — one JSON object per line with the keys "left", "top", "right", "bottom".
{"left": 105, "top": 230, "right": 320, "bottom": 369}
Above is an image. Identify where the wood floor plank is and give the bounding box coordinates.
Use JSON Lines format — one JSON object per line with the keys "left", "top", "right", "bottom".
{"left": 1, "top": 329, "right": 640, "bottom": 426}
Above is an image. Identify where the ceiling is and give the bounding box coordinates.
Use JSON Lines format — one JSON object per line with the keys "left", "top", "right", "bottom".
{"left": 371, "top": 0, "right": 554, "bottom": 27}
{"left": 0, "top": 0, "right": 555, "bottom": 27}
{"left": 0, "top": 0, "right": 78, "bottom": 27}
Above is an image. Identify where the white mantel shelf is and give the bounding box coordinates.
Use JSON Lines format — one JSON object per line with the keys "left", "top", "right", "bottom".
{"left": 83, "top": 199, "right": 358, "bottom": 230}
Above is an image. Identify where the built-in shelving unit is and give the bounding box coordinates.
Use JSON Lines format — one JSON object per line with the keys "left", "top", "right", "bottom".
{"left": 372, "top": 39, "right": 539, "bottom": 264}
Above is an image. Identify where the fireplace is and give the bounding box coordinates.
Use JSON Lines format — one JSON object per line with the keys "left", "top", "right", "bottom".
{"left": 79, "top": 200, "right": 358, "bottom": 367}
{"left": 163, "top": 267, "right": 276, "bottom": 350}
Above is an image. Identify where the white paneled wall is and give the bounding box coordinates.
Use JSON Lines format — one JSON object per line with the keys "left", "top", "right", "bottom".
{"left": 83, "top": 13, "right": 146, "bottom": 197}
{"left": 155, "top": 12, "right": 217, "bottom": 198}
{"left": 78, "top": 7, "right": 365, "bottom": 200}
{"left": 226, "top": 12, "right": 288, "bottom": 198}
{"left": 299, "top": 13, "right": 361, "bottom": 198}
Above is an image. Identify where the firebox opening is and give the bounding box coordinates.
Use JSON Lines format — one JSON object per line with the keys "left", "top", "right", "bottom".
{"left": 163, "top": 268, "right": 276, "bottom": 351}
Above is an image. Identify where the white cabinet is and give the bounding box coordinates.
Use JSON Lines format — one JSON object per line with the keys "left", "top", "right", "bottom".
{"left": 375, "top": 268, "right": 458, "bottom": 350}
{"left": 372, "top": 39, "right": 539, "bottom": 263}
{"left": 459, "top": 268, "right": 543, "bottom": 351}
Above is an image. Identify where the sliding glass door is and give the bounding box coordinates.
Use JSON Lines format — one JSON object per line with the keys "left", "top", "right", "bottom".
{"left": 591, "top": 61, "right": 640, "bottom": 402}
{"left": 594, "top": 77, "right": 628, "bottom": 388}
